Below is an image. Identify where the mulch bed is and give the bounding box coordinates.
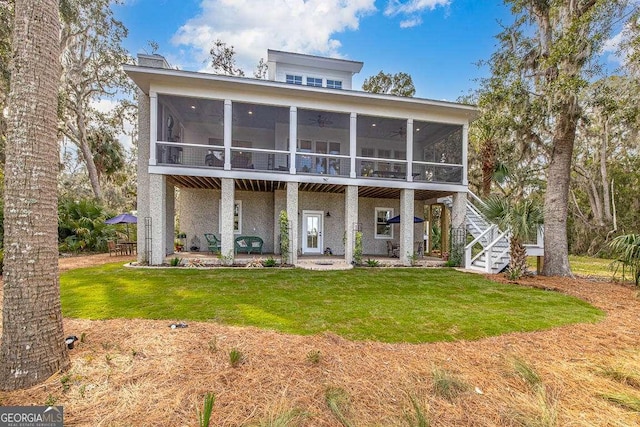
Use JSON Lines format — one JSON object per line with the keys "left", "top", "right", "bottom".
{"left": 1, "top": 259, "right": 639, "bottom": 426}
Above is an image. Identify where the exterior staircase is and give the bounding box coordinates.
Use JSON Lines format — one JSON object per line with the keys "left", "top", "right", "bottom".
{"left": 441, "top": 192, "right": 543, "bottom": 274}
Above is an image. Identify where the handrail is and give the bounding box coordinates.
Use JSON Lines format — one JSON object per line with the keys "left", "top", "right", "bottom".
{"left": 412, "top": 160, "right": 464, "bottom": 168}
{"left": 231, "top": 147, "right": 291, "bottom": 155}
{"left": 157, "top": 140, "right": 223, "bottom": 150}
{"left": 467, "top": 190, "right": 487, "bottom": 208}
{"left": 465, "top": 224, "right": 497, "bottom": 250}
{"left": 299, "top": 151, "right": 350, "bottom": 159}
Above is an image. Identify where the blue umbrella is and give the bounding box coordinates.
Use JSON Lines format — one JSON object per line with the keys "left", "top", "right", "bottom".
{"left": 386, "top": 215, "right": 424, "bottom": 224}
{"left": 105, "top": 213, "right": 137, "bottom": 240}
{"left": 105, "top": 213, "right": 137, "bottom": 225}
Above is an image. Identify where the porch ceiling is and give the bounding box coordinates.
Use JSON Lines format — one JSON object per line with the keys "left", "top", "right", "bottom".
{"left": 167, "top": 175, "right": 453, "bottom": 200}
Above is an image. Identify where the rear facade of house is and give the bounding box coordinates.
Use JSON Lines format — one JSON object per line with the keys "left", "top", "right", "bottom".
{"left": 125, "top": 50, "right": 475, "bottom": 266}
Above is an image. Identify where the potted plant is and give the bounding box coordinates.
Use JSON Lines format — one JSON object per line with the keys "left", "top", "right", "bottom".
{"left": 175, "top": 239, "right": 184, "bottom": 252}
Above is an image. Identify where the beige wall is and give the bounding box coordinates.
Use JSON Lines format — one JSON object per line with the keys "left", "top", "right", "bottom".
{"left": 178, "top": 187, "right": 429, "bottom": 257}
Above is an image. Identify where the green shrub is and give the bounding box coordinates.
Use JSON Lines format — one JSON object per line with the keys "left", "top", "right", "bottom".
{"left": 262, "top": 257, "right": 277, "bottom": 267}
{"left": 229, "top": 348, "right": 244, "bottom": 367}
{"left": 353, "top": 231, "right": 363, "bottom": 265}
{"left": 365, "top": 258, "right": 380, "bottom": 267}
{"left": 58, "top": 197, "right": 118, "bottom": 252}
{"left": 170, "top": 257, "right": 182, "bottom": 267}
{"left": 197, "top": 392, "right": 216, "bottom": 427}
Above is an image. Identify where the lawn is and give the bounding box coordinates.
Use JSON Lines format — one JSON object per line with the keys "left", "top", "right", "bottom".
{"left": 60, "top": 263, "right": 603, "bottom": 343}
{"left": 528, "top": 255, "right": 621, "bottom": 280}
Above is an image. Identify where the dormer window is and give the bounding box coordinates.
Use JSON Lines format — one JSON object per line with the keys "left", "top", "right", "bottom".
{"left": 286, "top": 74, "right": 302, "bottom": 85}
{"left": 307, "top": 77, "right": 322, "bottom": 87}
{"left": 326, "top": 79, "right": 342, "bottom": 89}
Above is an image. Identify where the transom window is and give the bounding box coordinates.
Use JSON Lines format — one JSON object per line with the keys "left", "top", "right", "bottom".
{"left": 286, "top": 74, "right": 302, "bottom": 85}
{"left": 375, "top": 208, "right": 393, "bottom": 239}
{"left": 307, "top": 77, "right": 322, "bottom": 87}
{"left": 326, "top": 79, "right": 342, "bottom": 89}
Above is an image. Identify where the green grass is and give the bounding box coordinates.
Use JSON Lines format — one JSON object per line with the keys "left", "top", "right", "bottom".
{"left": 528, "top": 255, "right": 617, "bottom": 279}
{"left": 60, "top": 263, "right": 604, "bottom": 343}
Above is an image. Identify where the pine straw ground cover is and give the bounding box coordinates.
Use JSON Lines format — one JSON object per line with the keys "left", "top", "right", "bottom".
{"left": 0, "top": 257, "right": 639, "bottom": 425}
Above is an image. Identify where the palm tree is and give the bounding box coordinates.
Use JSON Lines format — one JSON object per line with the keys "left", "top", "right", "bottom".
{"left": 482, "top": 195, "right": 544, "bottom": 279}
{"left": 0, "top": 0, "right": 70, "bottom": 390}
{"left": 609, "top": 234, "right": 640, "bottom": 286}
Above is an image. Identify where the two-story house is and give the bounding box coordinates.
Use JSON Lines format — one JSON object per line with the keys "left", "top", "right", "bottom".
{"left": 125, "top": 50, "right": 477, "bottom": 266}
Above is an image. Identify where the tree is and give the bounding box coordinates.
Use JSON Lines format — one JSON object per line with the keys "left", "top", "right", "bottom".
{"left": 0, "top": 0, "right": 13, "bottom": 164}
{"left": 362, "top": 71, "right": 416, "bottom": 97}
{"left": 254, "top": 57, "right": 268, "bottom": 79}
{"left": 481, "top": 0, "right": 629, "bottom": 276}
{"left": 570, "top": 75, "right": 640, "bottom": 254}
{"left": 483, "top": 195, "right": 544, "bottom": 279}
{"left": 1, "top": 0, "right": 70, "bottom": 390}
{"left": 58, "top": 0, "right": 134, "bottom": 201}
{"left": 209, "top": 39, "right": 245, "bottom": 76}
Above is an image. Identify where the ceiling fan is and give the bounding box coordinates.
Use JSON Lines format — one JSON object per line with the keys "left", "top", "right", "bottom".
{"left": 309, "top": 114, "right": 333, "bottom": 127}
{"left": 389, "top": 126, "right": 406, "bottom": 138}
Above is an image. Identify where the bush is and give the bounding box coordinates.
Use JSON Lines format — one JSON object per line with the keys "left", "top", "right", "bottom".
{"left": 58, "top": 198, "right": 117, "bottom": 253}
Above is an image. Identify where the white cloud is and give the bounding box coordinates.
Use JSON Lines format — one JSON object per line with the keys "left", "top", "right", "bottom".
{"left": 384, "top": 0, "right": 449, "bottom": 16}
{"left": 384, "top": 0, "right": 449, "bottom": 28}
{"left": 171, "top": 0, "right": 376, "bottom": 73}
{"left": 400, "top": 17, "right": 422, "bottom": 28}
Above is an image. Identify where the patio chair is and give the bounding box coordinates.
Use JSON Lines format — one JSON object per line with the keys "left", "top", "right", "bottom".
{"left": 107, "top": 240, "right": 125, "bottom": 256}
{"left": 204, "top": 233, "right": 221, "bottom": 254}
{"left": 386, "top": 241, "right": 399, "bottom": 258}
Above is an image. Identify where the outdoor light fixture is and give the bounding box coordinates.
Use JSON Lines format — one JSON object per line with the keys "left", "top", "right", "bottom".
{"left": 326, "top": 212, "right": 331, "bottom": 217}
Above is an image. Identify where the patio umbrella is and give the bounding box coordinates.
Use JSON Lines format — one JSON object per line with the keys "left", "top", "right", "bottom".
{"left": 105, "top": 213, "right": 137, "bottom": 240}
{"left": 386, "top": 215, "right": 425, "bottom": 224}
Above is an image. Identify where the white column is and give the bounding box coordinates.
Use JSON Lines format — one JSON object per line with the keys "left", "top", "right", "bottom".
{"left": 344, "top": 185, "right": 358, "bottom": 263}
{"left": 452, "top": 191, "right": 467, "bottom": 229}
{"left": 220, "top": 178, "right": 235, "bottom": 258}
{"left": 289, "top": 107, "right": 297, "bottom": 174}
{"left": 149, "top": 174, "right": 167, "bottom": 265}
{"left": 137, "top": 89, "right": 150, "bottom": 263}
{"left": 165, "top": 181, "right": 175, "bottom": 256}
{"left": 149, "top": 91, "right": 158, "bottom": 166}
{"left": 399, "top": 189, "right": 415, "bottom": 266}
{"left": 406, "top": 119, "right": 414, "bottom": 181}
{"left": 286, "top": 182, "right": 299, "bottom": 264}
{"left": 350, "top": 112, "right": 357, "bottom": 178}
{"left": 224, "top": 100, "right": 232, "bottom": 171}
{"left": 462, "top": 123, "right": 469, "bottom": 185}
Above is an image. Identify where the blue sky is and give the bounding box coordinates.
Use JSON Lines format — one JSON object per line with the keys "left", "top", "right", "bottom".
{"left": 113, "top": 0, "right": 629, "bottom": 101}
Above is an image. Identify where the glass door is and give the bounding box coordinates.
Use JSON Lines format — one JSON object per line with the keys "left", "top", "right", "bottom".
{"left": 302, "top": 211, "right": 323, "bottom": 254}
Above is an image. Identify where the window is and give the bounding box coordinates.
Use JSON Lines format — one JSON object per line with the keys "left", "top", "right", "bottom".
{"left": 286, "top": 74, "right": 302, "bottom": 85}
{"left": 326, "top": 79, "right": 342, "bottom": 89}
{"left": 219, "top": 200, "right": 242, "bottom": 234}
{"left": 375, "top": 208, "right": 393, "bottom": 239}
{"left": 307, "top": 77, "right": 322, "bottom": 87}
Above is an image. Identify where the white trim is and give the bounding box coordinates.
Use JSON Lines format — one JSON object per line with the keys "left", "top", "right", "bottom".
{"left": 149, "top": 92, "right": 158, "bottom": 165}
{"left": 219, "top": 200, "right": 242, "bottom": 234}
{"left": 374, "top": 207, "right": 394, "bottom": 240}
{"left": 302, "top": 210, "right": 324, "bottom": 254}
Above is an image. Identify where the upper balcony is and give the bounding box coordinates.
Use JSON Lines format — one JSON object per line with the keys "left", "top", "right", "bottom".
{"left": 152, "top": 94, "right": 466, "bottom": 187}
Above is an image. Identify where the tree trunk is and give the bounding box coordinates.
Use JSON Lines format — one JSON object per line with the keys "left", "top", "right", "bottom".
{"left": 481, "top": 138, "right": 496, "bottom": 197}
{"left": 542, "top": 98, "right": 577, "bottom": 277}
{"left": 0, "top": 0, "right": 70, "bottom": 390}
{"left": 600, "top": 117, "right": 612, "bottom": 222}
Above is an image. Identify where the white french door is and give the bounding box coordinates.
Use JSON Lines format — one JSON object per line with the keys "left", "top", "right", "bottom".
{"left": 302, "top": 211, "right": 323, "bottom": 254}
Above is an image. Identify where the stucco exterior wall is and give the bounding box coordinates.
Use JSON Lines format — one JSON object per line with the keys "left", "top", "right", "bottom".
{"left": 177, "top": 188, "right": 276, "bottom": 253}
{"left": 358, "top": 197, "right": 426, "bottom": 256}
{"left": 298, "top": 192, "right": 345, "bottom": 255}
